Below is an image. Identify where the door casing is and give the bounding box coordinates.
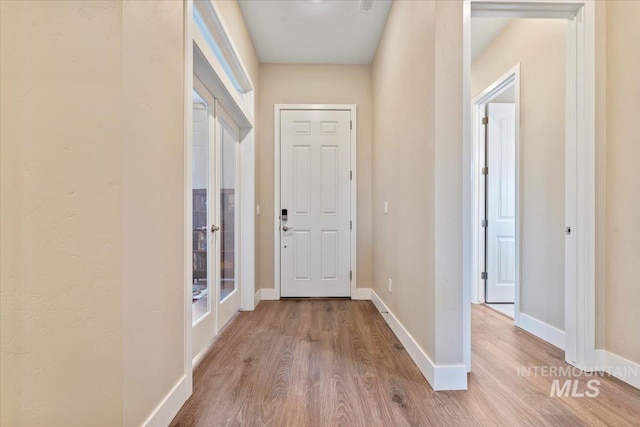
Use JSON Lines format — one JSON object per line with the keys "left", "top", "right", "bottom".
{"left": 274, "top": 105, "right": 358, "bottom": 299}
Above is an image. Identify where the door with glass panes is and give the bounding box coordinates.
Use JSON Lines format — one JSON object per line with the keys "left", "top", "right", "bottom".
{"left": 192, "top": 77, "right": 241, "bottom": 360}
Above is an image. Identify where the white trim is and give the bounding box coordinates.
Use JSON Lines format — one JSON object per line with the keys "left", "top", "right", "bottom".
{"left": 595, "top": 350, "right": 640, "bottom": 390}
{"left": 142, "top": 375, "right": 189, "bottom": 427}
{"left": 517, "top": 313, "right": 566, "bottom": 350}
{"left": 182, "top": 0, "right": 194, "bottom": 403}
{"left": 194, "top": 0, "right": 254, "bottom": 93}
{"left": 193, "top": 30, "right": 254, "bottom": 130}
{"left": 371, "top": 290, "right": 467, "bottom": 391}
{"left": 240, "top": 128, "right": 256, "bottom": 311}
{"left": 470, "top": 65, "right": 521, "bottom": 328}
{"left": 353, "top": 287, "right": 372, "bottom": 300}
{"left": 462, "top": 0, "right": 472, "bottom": 372}
{"left": 273, "top": 104, "right": 358, "bottom": 299}
{"left": 471, "top": 1, "right": 581, "bottom": 18}
{"left": 462, "top": 0, "right": 596, "bottom": 375}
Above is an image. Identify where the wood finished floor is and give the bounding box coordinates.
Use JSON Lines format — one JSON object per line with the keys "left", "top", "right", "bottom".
{"left": 171, "top": 300, "right": 640, "bottom": 426}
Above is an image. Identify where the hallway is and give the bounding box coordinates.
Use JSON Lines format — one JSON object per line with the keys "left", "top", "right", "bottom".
{"left": 171, "top": 301, "right": 640, "bottom": 426}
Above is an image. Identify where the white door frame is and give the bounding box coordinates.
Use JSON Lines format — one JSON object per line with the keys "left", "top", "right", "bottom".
{"left": 274, "top": 104, "right": 358, "bottom": 299}
{"left": 463, "top": 0, "right": 596, "bottom": 372}
{"left": 471, "top": 64, "right": 520, "bottom": 322}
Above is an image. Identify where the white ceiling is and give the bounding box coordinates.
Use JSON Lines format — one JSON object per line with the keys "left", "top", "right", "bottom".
{"left": 238, "top": 0, "right": 393, "bottom": 64}
{"left": 471, "top": 18, "right": 512, "bottom": 62}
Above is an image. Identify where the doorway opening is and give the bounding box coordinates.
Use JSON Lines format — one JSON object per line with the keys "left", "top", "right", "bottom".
{"left": 472, "top": 65, "right": 519, "bottom": 322}
{"left": 463, "top": 0, "right": 597, "bottom": 374}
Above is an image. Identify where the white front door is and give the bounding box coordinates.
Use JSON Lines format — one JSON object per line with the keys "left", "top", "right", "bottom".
{"left": 486, "top": 103, "right": 516, "bottom": 303}
{"left": 280, "top": 110, "right": 352, "bottom": 297}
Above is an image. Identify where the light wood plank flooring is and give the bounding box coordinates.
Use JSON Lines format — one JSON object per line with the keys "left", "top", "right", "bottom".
{"left": 171, "top": 300, "right": 640, "bottom": 426}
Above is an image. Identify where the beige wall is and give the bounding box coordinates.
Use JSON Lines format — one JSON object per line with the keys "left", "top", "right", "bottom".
{"left": 372, "top": 0, "right": 436, "bottom": 357}
{"left": 257, "top": 64, "right": 373, "bottom": 291}
{"left": 472, "top": 19, "right": 567, "bottom": 331}
{"left": 605, "top": 0, "right": 640, "bottom": 363}
{"left": 0, "top": 1, "right": 123, "bottom": 425}
{"left": 371, "top": 0, "right": 464, "bottom": 365}
{"left": 121, "top": 1, "right": 185, "bottom": 426}
{"left": 1, "top": 1, "right": 187, "bottom": 425}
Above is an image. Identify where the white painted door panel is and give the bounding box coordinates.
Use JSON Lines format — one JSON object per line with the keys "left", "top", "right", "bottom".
{"left": 487, "top": 103, "right": 516, "bottom": 303}
{"left": 281, "top": 110, "right": 351, "bottom": 297}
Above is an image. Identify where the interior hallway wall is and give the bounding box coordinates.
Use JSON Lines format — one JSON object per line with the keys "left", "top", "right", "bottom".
{"left": 1, "top": 1, "right": 190, "bottom": 425}
{"left": 0, "top": 1, "right": 124, "bottom": 425}
{"left": 257, "top": 64, "right": 373, "bottom": 292}
{"left": 605, "top": 0, "right": 640, "bottom": 364}
{"left": 371, "top": 0, "right": 465, "bottom": 369}
{"left": 372, "top": 0, "right": 436, "bottom": 359}
{"left": 471, "top": 19, "right": 567, "bottom": 331}
{"left": 121, "top": 1, "right": 185, "bottom": 426}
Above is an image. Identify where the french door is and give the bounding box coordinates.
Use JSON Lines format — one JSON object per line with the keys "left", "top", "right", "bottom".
{"left": 192, "top": 77, "right": 241, "bottom": 360}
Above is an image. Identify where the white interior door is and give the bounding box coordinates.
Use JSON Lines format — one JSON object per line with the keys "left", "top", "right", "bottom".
{"left": 280, "top": 110, "right": 352, "bottom": 297}
{"left": 486, "top": 103, "right": 516, "bottom": 303}
{"left": 216, "top": 104, "right": 241, "bottom": 328}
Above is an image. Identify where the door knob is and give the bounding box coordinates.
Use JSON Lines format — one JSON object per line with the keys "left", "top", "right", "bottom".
{"left": 282, "top": 225, "right": 292, "bottom": 232}
{"left": 211, "top": 224, "right": 220, "bottom": 233}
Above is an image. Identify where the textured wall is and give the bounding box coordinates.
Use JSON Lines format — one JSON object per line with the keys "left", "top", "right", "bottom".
{"left": 0, "top": 1, "right": 123, "bottom": 425}
{"left": 605, "top": 0, "right": 640, "bottom": 364}
{"left": 372, "top": 0, "right": 437, "bottom": 358}
{"left": 121, "top": 1, "right": 185, "bottom": 426}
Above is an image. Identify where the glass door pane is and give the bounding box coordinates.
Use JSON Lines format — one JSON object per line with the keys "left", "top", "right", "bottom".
{"left": 215, "top": 104, "right": 241, "bottom": 331}
{"left": 192, "top": 90, "right": 210, "bottom": 323}
{"left": 219, "top": 122, "right": 237, "bottom": 301}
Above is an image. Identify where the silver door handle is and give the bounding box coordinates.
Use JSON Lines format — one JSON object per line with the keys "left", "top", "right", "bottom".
{"left": 211, "top": 224, "right": 220, "bottom": 233}
{"left": 282, "top": 225, "right": 292, "bottom": 232}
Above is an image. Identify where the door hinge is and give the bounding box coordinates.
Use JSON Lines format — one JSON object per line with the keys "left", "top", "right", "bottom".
{"left": 350, "top": 270, "right": 353, "bottom": 281}
{"left": 481, "top": 271, "right": 487, "bottom": 280}
{"left": 350, "top": 120, "right": 353, "bottom": 130}
{"left": 482, "top": 116, "right": 488, "bottom": 125}
{"left": 350, "top": 220, "right": 353, "bottom": 230}
{"left": 481, "top": 219, "right": 488, "bottom": 228}
{"left": 482, "top": 166, "right": 488, "bottom": 175}
{"left": 350, "top": 170, "right": 353, "bottom": 180}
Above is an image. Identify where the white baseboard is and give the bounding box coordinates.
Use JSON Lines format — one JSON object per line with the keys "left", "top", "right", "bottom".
{"left": 370, "top": 290, "right": 467, "bottom": 391}
{"left": 516, "top": 313, "right": 566, "bottom": 350}
{"left": 353, "top": 287, "right": 371, "bottom": 300}
{"left": 143, "top": 375, "right": 189, "bottom": 427}
{"left": 595, "top": 349, "right": 640, "bottom": 390}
